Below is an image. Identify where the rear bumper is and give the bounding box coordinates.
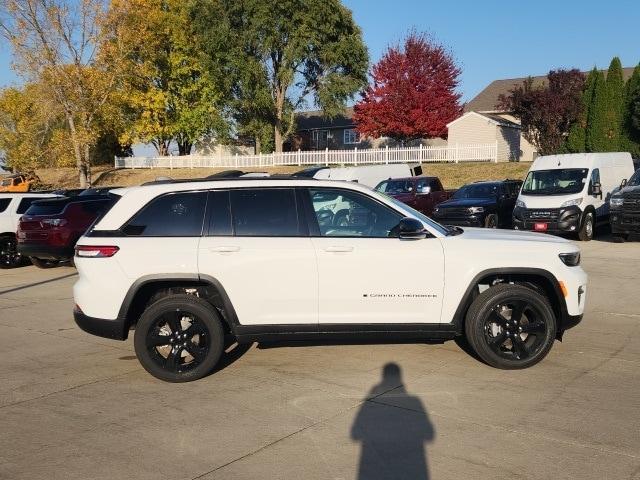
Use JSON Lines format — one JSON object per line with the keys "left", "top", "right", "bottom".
{"left": 73, "top": 307, "right": 128, "bottom": 341}
{"left": 17, "top": 243, "right": 74, "bottom": 260}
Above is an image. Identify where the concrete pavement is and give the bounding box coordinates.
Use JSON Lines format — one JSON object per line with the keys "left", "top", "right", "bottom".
{"left": 0, "top": 237, "right": 639, "bottom": 480}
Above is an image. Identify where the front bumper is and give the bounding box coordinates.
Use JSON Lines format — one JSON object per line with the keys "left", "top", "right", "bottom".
{"left": 73, "top": 307, "right": 128, "bottom": 340}
{"left": 610, "top": 211, "right": 640, "bottom": 234}
{"left": 512, "top": 206, "right": 581, "bottom": 233}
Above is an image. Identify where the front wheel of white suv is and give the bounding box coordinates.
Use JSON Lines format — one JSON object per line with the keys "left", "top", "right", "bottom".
{"left": 464, "top": 284, "right": 557, "bottom": 369}
{"left": 133, "top": 294, "right": 225, "bottom": 382}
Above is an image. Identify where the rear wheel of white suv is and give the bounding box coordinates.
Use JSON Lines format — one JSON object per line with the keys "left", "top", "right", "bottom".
{"left": 464, "top": 284, "right": 556, "bottom": 369}
{"left": 133, "top": 294, "right": 225, "bottom": 382}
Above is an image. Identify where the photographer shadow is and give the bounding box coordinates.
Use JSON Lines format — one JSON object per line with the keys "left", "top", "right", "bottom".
{"left": 351, "top": 363, "right": 435, "bottom": 480}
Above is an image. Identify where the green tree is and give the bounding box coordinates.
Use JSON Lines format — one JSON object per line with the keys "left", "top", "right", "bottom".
{"left": 565, "top": 68, "right": 598, "bottom": 152}
{"left": 622, "top": 63, "right": 640, "bottom": 156}
{"left": 587, "top": 70, "right": 608, "bottom": 152}
{"left": 191, "top": 0, "right": 369, "bottom": 153}
{"left": 603, "top": 57, "right": 625, "bottom": 151}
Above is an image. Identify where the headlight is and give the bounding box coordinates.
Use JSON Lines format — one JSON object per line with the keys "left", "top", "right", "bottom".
{"left": 610, "top": 197, "right": 623, "bottom": 209}
{"left": 560, "top": 198, "right": 583, "bottom": 208}
{"left": 516, "top": 199, "right": 526, "bottom": 208}
{"left": 468, "top": 206, "right": 484, "bottom": 214}
{"left": 559, "top": 252, "right": 581, "bottom": 266}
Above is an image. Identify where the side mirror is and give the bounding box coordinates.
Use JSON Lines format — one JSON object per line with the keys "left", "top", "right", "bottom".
{"left": 620, "top": 178, "right": 627, "bottom": 188}
{"left": 592, "top": 182, "right": 602, "bottom": 197}
{"left": 397, "top": 217, "right": 428, "bottom": 240}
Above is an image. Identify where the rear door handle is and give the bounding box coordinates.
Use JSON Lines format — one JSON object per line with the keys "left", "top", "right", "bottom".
{"left": 323, "top": 245, "right": 354, "bottom": 253}
{"left": 209, "top": 245, "right": 240, "bottom": 253}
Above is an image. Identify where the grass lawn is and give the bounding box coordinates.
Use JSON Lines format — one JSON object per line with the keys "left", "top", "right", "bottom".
{"left": 35, "top": 161, "right": 533, "bottom": 189}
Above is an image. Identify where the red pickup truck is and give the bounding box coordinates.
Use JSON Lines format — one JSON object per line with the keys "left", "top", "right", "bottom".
{"left": 374, "top": 176, "right": 455, "bottom": 216}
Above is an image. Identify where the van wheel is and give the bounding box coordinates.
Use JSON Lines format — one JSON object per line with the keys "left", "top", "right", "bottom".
{"left": 464, "top": 284, "right": 556, "bottom": 369}
{"left": 484, "top": 214, "right": 498, "bottom": 229}
{"left": 578, "top": 212, "right": 594, "bottom": 241}
{"left": 134, "top": 294, "right": 224, "bottom": 382}
{"left": 0, "top": 236, "right": 24, "bottom": 269}
{"left": 29, "top": 257, "right": 61, "bottom": 269}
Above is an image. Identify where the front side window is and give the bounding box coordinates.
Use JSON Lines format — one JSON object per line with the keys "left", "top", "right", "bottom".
{"left": 230, "top": 188, "right": 300, "bottom": 236}
{"left": 521, "top": 169, "right": 588, "bottom": 195}
{"left": 343, "top": 128, "right": 360, "bottom": 145}
{"left": 375, "top": 179, "right": 415, "bottom": 194}
{"left": 123, "top": 191, "right": 207, "bottom": 236}
{"left": 309, "top": 188, "right": 402, "bottom": 238}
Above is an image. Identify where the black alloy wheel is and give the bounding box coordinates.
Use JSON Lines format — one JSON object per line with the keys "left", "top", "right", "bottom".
{"left": 464, "top": 284, "right": 556, "bottom": 369}
{"left": 134, "top": 294, "right": 225, "bottom": 382}
{"left": 0, "top": 237, "right": 24, "bottom": 269}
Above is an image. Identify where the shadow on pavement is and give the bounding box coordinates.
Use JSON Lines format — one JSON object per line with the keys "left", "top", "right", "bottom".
{"left": 0, "top": 271, "right": 77, "bottom": 296}
{"left": 351, "top": 363, "right": 434, "bottom": 480}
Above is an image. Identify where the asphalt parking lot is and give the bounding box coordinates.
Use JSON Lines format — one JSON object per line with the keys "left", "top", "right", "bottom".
{"left": 1, "top": 236, "right": 639, "bottom": 480}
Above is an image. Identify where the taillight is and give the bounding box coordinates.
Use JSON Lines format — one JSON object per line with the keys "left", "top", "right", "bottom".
{"left": 75, "top": 245, "right": 120, "bottom": 258}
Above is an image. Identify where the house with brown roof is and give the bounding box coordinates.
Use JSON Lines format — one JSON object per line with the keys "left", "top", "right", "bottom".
{"left": 450, "top": 68, "right": 636, "bottom": 162}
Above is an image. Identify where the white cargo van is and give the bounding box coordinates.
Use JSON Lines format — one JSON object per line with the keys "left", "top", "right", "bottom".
{"left": 513, "top": 152, "right": 635, "bottom": 240}
{"left": 311, "top": 163, "right": 414, "bottom": 188}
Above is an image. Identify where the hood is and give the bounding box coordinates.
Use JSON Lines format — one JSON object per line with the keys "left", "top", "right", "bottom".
{"left": 438, "top": 197, "right": 495, "bottom": 208}
{"left": 613, "top": 184, "right": 640, "bottom": 197}
{"left": 457, "top": 227, "right": 573, "bottom": 245}
{"left": 517, "top": 193, "right": 582, "bottom": 209}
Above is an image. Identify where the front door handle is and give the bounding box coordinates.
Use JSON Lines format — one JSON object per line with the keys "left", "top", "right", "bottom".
{"left": 323, "top": 245, "right": 354, "bottom": 253}
{"left": 209, "top": 245, "right": 240, "bottom": 253}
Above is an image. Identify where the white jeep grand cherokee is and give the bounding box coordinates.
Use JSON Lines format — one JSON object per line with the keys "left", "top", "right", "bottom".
{"left": 73, "top": 179, "right": 587, "bottom": 382}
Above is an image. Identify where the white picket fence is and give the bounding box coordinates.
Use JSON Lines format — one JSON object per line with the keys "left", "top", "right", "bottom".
{"left": 114, "top": 142, "right": 498, "bottom": 169}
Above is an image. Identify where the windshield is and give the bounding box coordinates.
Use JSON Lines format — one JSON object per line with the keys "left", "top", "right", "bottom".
{"left": 453, "top": 184, "right": 499, "bottom": 199}
{"left": 1, "top": 179, "right": 11, "bottom": 186}
{"left": 628, "top": 170, "right": 640, "bottom": 187}
{"left": 375, "top": 179, "right": 414, "bottom": 194}
{"left": 522, "top": 168, "right": 588, "bottom": 195}
{"left": 375, "top": 191, "right": 450, "bottom": 236}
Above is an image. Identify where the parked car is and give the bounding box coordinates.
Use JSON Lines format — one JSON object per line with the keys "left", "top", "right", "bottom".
{"left": 432, "top": 180, "right": 522, "bottom": 228}
{"left": 0, "top": 173, "right": 37, "bottom": 193}
{"left": 513, "top": 152, "right": 635, "bottom": 240}
{"left": 375, "top": 176, "right": 454, "bottom": 216}
{"left": 311, "top": 163, "right": 420, "bottom": 188}
{"left": 72, "top": 178, "right": 586, "bottom": 382}
{"left": 610, "top": 168, "right": 640, "bottom": 241}
{"left": 0, "top": 192, "right": 61, "bottom": 268}
{"left": 16, "top": 195, "right": 116, "bottom": 268}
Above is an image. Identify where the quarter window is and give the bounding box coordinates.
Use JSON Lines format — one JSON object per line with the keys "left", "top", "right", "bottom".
{"left": 0, "top": 198, "right": 10, "bottom": 213}
{"left": 230, "top": 188, "right": 300, "bottom": 236}
{"left": 123, "top": 191, "right": 207, "bottom": 236}
{"left": 343, "top": 128, "right": 360, "bottom": 145}
{"left": 309, "top": 188, "right": 402, "bottom": 238}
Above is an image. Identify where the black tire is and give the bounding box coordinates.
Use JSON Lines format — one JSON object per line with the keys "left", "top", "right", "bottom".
{"left": 29, "top": 257, "right": 61, "bottom": 269}
{"left": 134, "top": 294, "right": 225, "bottom": 382}
{"left": 464, "top": 284, "right": 556, "bottom": 369}
{"left": 0, "top": 236, "right": 25, "bottom": 269}
{"left": 578, "top": 211, "right": 594, "bottom": 241}
{"left": 484, "top": 214, "right": 498, "bottom": 229}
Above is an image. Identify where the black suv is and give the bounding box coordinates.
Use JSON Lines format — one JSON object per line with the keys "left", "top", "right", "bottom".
{"left": 610, "top": 169, "right": 640, "bottom": 241}
{"left": 431, "top": 180, "right": 522, "bottom": 228}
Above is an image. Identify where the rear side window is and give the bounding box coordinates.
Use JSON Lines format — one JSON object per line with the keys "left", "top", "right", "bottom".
{"left": 123, "top": 191, "right": 207, "bottom": 236}
{"left": 17, "top": 197, "right": 45, "bottom": 214}
{"left": 230, "top": 188, "right": 299, "bottom": 236}
{"left": 0, "top": 198, "right": 10, "bottom": 213}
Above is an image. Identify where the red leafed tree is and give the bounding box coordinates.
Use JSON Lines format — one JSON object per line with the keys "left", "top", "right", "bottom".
{"left": 353, "top": 33, "right": 463, "bottom": 143}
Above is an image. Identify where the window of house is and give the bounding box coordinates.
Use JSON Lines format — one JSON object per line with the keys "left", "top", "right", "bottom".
{"left": 122, "top": 191, "right": 207, "bottom": 236}
{"left": 230, "top": 188, "right": 300, "bottom": 236}
{"left": 343, "top": 128, "right": 360, "bottom": 145}
{"left": 312, "top": 130, "right": 330, "bottom": 149}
